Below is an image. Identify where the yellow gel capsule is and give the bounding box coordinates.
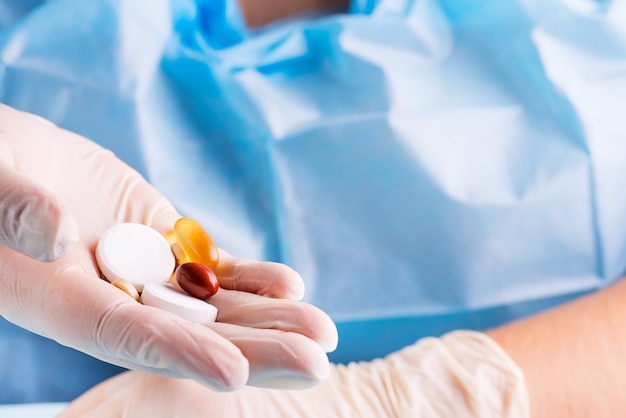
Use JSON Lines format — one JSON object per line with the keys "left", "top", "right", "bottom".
{"left": 173, "top": 217, "right": 220, "bottom": 269}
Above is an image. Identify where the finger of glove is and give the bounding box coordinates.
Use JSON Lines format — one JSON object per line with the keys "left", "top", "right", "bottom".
{"left": 0, "top": 163, "right": 78, "bottom": 262}
{"left": 208, "top": 288, "right": 338, "bottom": 352}
{"left": 27, "top": 265, "right": 249, "bottom": 391}
{"left": 1, "top": 103, "right": 180, "bottom": 245}
{"left": 58, "top": 372, "right": 131, "bottom": 418}
{"left": 59, "top": 372, "right": 224, "bottom": 418}
{"left": 215, "top": 251, "right": 305, "bottom": 300}
{"left": 208, "top": 321, "right": 331, "bottom": 389}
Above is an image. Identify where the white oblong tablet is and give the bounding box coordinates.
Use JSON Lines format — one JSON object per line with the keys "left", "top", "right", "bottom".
{"left": 141, "top": 283, "right": 218, "bottom": 324}
{"left": 96, "top": 223, "right": 175, "bottom": 292}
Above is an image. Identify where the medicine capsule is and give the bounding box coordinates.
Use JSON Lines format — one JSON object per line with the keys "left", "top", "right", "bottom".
{"left": 172, "top": 218, "right": 219, "bottom": 268}
{"left": 111, "top": 278, "right": 140, "bottom": 302}
{"left": 176, "top": 262, "right": 219, "bottom": 299}
{"left": 164, "top": 230, "right": 177, "bottom": 245}
{"left": 170, "top": 242, "right": 189, "bottom": 265}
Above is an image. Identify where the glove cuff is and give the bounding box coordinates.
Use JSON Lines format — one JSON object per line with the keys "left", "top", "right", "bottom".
{"left": 385, "top": 330, "right": 530, "bottom": 417}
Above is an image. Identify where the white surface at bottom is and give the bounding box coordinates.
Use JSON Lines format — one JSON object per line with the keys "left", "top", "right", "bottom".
{"left": 0, "top": 403, "right": 67, "bottom": 418}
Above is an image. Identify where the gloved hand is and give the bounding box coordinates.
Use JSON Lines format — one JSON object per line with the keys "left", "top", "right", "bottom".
{"left": 0, "top": 103, "right": 337, "bottom": 390}
{"left": 60, "top": 331, "right": 529, "bottom": 417}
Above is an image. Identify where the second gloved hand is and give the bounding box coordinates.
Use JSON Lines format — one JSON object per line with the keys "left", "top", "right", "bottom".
{"left": 0, "top": 104, "right": 337, "bottom": 391}
{"left": 60, "top": 330, "right": 529, "bottom": 418}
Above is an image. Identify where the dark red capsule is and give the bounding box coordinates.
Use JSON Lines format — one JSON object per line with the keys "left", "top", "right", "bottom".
{"left": 175, "top": 262, "right": 219, "bottom": 299}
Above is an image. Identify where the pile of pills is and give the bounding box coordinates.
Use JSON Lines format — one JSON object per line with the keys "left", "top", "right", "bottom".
{"left": 95, "top": 218, "right": 220, "bottom": 324}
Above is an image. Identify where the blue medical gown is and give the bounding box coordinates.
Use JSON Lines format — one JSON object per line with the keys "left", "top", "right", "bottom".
{"left": 2, "top": 0, "right": 626, "bottom": 403}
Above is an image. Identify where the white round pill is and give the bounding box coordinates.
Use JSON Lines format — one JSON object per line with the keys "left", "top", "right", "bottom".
{"left": 141, "top": 283, "right": 218, "bottom": 324}
{"left": 96, "top": 223, "right": 175, "bottom": 292}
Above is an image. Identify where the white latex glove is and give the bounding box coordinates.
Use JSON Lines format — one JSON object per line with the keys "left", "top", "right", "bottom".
{"left": 60, "top": 331, "right": 529, "bottom": 417}
{"left": 0, "top": 103, "right": 337, "bottom": 390}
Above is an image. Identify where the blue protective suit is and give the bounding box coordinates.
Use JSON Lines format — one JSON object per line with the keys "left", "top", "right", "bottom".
{"left": 1, "top": 0, "right": 626, "bottom": 403}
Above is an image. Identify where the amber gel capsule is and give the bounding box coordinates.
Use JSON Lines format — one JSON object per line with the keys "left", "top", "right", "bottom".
{"left": 172, "top": 218, "right": 219, "bottom": 268}
{"left": 176, "top": 262, "right": 220, "bottom": 299}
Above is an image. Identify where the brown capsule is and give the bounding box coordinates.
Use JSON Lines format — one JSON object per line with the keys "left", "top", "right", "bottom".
{"left": 175, "top": 262, "right": 219, "bottom": 299}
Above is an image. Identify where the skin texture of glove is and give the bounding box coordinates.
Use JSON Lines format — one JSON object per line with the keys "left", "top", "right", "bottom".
{"left": 60, "top": 330, "right": 528, "bottom": 417}
{"left": 0, "top": 104, "right": 337, "bottom": 391}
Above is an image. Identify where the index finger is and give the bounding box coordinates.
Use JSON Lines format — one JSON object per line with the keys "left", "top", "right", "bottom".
{"left": 214, "top": 250, "right": 305, "bottom": 300}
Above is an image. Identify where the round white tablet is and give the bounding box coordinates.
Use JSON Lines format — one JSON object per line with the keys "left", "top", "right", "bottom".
{"left": 96, "top": 223, "right": 175, "bottom": 292}
{"left": 141, "top": 283, "right": 218, "bottom": 324}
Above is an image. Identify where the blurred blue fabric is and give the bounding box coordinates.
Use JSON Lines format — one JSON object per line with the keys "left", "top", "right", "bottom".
{"left": 1, "top": 0, "right": 626, "bottom": 403}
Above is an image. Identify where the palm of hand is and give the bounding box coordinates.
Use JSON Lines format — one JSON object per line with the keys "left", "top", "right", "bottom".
{"left": 0, "top": 105, "right": 337, "bottom": 391}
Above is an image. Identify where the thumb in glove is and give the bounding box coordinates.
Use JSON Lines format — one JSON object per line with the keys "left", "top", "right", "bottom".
{"left": 0, "top": 140, "right": 78, "bottom": 262}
